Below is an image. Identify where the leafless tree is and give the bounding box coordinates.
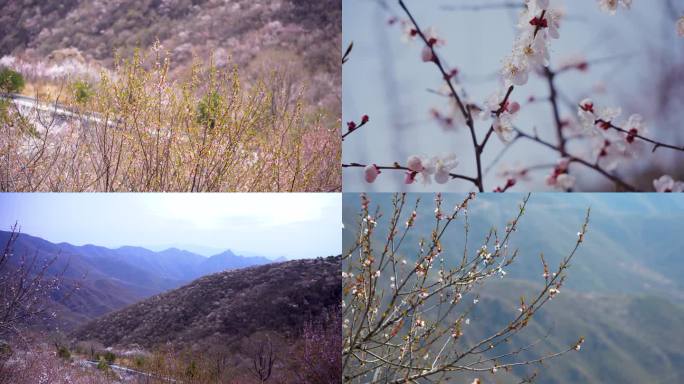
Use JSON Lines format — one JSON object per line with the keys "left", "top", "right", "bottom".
{"left": 0, "top": 223, "right": 73, "bottom": 341}
{"left": 248, "top": 336, "right": 276, "bottom": 383}
{"left": 343, "top": 193, "right": 589, "bottom": 383}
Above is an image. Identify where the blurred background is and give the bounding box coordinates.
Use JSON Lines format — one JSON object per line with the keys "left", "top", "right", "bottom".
{"left": 343, "top": 193, "right": 684, "bottom": 382}
{"left": 343, "top": 0, "right": 684, "bottom": 191}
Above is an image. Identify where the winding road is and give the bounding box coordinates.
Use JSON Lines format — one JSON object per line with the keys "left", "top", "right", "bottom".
{"left": 81, "top": 359, "right": 179, "bottom": 383}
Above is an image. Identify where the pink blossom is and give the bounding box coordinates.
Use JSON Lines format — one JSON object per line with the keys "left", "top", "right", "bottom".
{"left": 593, "top": 133, "right": 627, "bottom": 171}
{"left": 421, "top": 46, "right": 435, "bottom": 62}
{"left": 492, "top": 114, "right": 515, "bottom": 143}
{"left": 400, "top": 21, "right": 418, "bottom": 43}
{"left": 364, "top": 164, "right": 381, "bottom": 183}
{"left": 483, "top": 89, "right": 519, "bottom": 143}
{"left": 623, "top": 114, "right": 648, "bottom": 155}
{"left": 405, "top": 154, "right": 458, "bottom": 184}
{"left": 407, "top": 155, "right": 425, "bottom": 172}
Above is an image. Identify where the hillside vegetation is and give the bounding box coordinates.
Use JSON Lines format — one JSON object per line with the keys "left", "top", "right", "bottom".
{"left": 1, "top": 53, "right": 340, "bottom": 192}
{"left": 71, "top": 256, "right": 341, "bottom": 348}
{"left": 0, "top": 0, "right": 341, "bottom": 192}
{"left": 0, "top": 0, "right": 340, "bottom": 111}
{"left": 0, "top": 230, "right": 275, "bottom": 330}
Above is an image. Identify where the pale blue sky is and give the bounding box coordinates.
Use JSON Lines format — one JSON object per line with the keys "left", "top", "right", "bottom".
{"left": 343, "top": 0, "right": 684, "bottom": 191}
{"left": 0, "top": 193, "right": 341, "bottom": 259}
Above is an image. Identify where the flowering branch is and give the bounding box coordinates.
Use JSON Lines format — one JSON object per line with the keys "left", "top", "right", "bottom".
{"left": 345, "top": 1, "right": 684, "bottom": 191}
{"left": 342, "top": 115, "right": 369, "bottom": 141}
{"left": 397, "top": 0, "right": 485, "bottom": 191}
{"left": 0, "top": 223, "right": 79, "bottom": 340}
{"left": 513, "top": 127, "right": 638, "bottom": 191}
{"left": 342, "top": 162, "right": 478, "bottom": 184}
{"left": 480, "top": 85, "right": 515, "bottom": 150}
{"left": 343, "top": 193, "right": 590, "bottom": 383}
{"left": 594, "top": 118, "right": 684, "bottom": 153}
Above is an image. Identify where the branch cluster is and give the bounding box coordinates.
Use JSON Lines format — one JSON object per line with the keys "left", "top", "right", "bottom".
{"left": 343, "top": 193, "right": 590, "bottom": 382}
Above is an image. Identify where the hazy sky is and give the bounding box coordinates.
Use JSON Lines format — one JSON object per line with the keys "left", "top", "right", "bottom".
{"left": 343, "top": 0, "right": 683, "bottom": 191}
{"left": 344, "top": 192, "right": 684, "bottom": 226}
{"left": 342, "top": 192, "right": 684, "bottom": 281}
{"left": 0, "top": 193, "right": 341, "bottom": 259}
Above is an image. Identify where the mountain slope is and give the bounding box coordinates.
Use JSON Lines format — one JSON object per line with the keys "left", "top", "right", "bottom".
{"left": 71, "top": 256, "right": 341, "bottom": 348}
{"left": 343, "top": 193, "right": 684, "bottom": 301}
{"left": 450, "top": 280, "right": 684, "bottom": 384}
{"left": 0, "top": 0, "right": 341, "bottom": 112}
{"left": 0, "top": 230, "right": 276, "bottom": 330}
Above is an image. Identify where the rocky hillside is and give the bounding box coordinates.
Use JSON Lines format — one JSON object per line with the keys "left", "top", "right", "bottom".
{"left": 0, "top": 0, "right": 340, "bottom": 111}
{"left": 71, "top": 256, "right": 341, "bottom": 347}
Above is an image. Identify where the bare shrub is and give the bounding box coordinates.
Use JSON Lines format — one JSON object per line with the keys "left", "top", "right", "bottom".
{"left": 0, "top": 46, "right": 340, "bottom": 192}
{"left": 247, "top": 336, "right": 276, "bottom": 383}
{"left": 0, "top": 345, "right": 113, "bottom": 384}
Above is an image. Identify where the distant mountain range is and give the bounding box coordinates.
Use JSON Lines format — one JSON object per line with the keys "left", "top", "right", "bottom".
{"left": 344, "top": 193, "right": 684, "bottom": 301}
{"left": 0, "top": 230, "right": 277, "bottom": 330}
{"left": 71, "top": 256, "right": 341, "bottom": 348}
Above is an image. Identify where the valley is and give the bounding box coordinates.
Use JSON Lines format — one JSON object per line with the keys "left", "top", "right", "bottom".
{"left": 0, "top": 230, "right": 276, "bottom": 330}
{"left": 63, "top": 257, "right": 341, "bottom": 383}
{"left": 342, "top": 193, "right": 684, "bottom": 383}
{"left": 0, "top": 228, "right": 341, "bottom": 383}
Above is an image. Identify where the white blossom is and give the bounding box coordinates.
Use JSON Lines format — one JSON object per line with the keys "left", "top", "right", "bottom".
{"left": 406, "top": 154, "right": 458, "bottom": 184}
{"left": 653, "top": 175, "right": 684, "bottom": 192}
{"left": 592, "top": 131, "right": 628, "bottom": 171}
{"left": 597, "top": 0, "right": 633, "bottom": 15}
{"left": 501, "top": 54, "right": 530, "bottom": 86}
{"left": 493, "top": 113, "right": 516, "bottom": 143}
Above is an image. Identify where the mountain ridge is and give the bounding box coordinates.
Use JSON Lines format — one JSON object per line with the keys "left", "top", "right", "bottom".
{"left": 0, "top": 229, "right": 282, "bottom": 330}
{"left": 70, "top": 256, "right": 341, "bottom": 348}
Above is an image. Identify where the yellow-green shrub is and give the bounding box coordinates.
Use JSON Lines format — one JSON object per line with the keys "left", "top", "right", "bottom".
{"left": 0, "top": 49, "right": 339, "bottom": 192}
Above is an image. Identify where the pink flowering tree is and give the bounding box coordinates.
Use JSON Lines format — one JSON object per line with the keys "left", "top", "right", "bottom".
{"left": 342, "top": 193, "right": 589, "bottom": 382}
{"left": 0, "top": 224, "right": 75, "bottom": 341}
{"left": 293, "top": 307, "right": 342, "bottom": 384}
{"left": 343, "top": 0, "right": 684, "bottom": 192}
